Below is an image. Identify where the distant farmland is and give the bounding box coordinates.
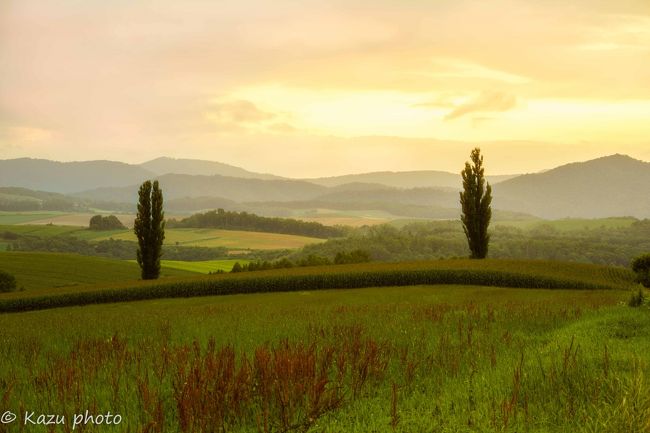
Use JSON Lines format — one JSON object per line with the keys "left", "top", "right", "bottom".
{"left": 1, "top": 220, "right": 324, "bottom": 251}
{"left": 94, "top": 227, "right": 324, "bottom": 250}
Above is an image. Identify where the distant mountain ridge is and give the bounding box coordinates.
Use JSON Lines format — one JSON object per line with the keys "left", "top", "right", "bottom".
{"left": 493, "top": 154, "right": 650, "bottom": 218}
{"left": 0, "top": 156, "right": 521, "bottom": 194}
{"left": 0, "top": 158, "right": 155, "bottom": 193}
{"left": 2, "top": 154, "right": 649, "bottom": 219}
{"left": 73, "top": 173, "right": 329, "bottom": 203}
{"left": 141, "top": 157, "right": 283, "bottom": 180}
{"left": 306, "top": 171, "right": 518, "bottom": 189}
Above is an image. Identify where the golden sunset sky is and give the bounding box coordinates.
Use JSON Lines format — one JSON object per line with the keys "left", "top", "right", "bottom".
{"left": 0, "top": 0, "right": 648, "bottom": 176}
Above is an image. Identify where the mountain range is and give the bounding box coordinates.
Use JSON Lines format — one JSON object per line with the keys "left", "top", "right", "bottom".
{"left": 1, "top": 154, "right": 649, "bottom": 219}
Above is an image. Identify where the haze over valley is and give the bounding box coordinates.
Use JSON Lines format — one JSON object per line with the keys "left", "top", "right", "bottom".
{"left": 2, "top": 153, "right": 650, "bottom": 220}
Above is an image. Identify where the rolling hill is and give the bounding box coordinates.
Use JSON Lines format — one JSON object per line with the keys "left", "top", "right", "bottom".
{"left": 3, "top": 154, "right": 650, "bottom": 219}
{"left": 0, "top": 158, "right": 155, "bottom": 193}
{"left": 140, "top": 156, "right": 284, "bottom": 180}
{"left": 74, "top": 173, "right": 329, "bottom": 202}
{"left": 493, "top": 154, "right": 650, "bottom": 219}
{"left": 306, "top": 170, "right": 518, "bottom": 189}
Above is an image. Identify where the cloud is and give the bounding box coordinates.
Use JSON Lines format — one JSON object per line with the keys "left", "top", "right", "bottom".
{"left": 444, "top": 91, "right": 517, "bottom": 121}
{"left": 412, "top": 93, "right": 460, "bottom": 109}
{"left": 0, "top": 125, "right": 53, "bottom": 143}
{"left": 203, "top": 99, "right": 300, "bottom": 135}
{"left": 206, "top": 100, "right": 276, "bottom": 124}
{"left": 268, "top": 122, "right": 298, "bottom": 134}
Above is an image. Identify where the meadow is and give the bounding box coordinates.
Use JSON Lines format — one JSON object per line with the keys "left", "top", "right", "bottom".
{"left": 158, "top": 259, "right": 250, "bottom": 274}
{"left": 0, "top": 284, "right": 648, "bottom": 432}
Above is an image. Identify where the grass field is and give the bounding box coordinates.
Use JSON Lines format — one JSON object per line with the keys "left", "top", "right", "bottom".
{"left": 159, "top": 259, "right": 250, "bottom": 273}
{"left": 0, "top": 251, "right": 197, "bottom": 292}
{"left": 0, "top": 283, "right": 648, "bottom": 432}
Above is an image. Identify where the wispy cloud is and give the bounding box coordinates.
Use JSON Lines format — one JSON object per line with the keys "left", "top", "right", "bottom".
{"left": 444, "top": 91, "right": 517, "bottom": 121}
{"left": 204, "top": 99, "right": 299, "bottom": 134}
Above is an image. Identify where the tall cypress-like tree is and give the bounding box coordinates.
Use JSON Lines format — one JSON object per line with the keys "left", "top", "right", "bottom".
{"left": 460, "top": 148, "right": 492, "bottom": 259}
{"left": 134, "top": 180, "right": 165, "bottom": 279}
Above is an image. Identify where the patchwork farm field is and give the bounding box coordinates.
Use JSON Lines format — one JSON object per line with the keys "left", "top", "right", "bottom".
{"left": 1, "top": 283, "right": 649, "bottom": 432}
{"left": 95, "top": 227, "right": 325, "bottom": 250}
{"left": 0, "top": 220, "right": 324, "bottom": 250}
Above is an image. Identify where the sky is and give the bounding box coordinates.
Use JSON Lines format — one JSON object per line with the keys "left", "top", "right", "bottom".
{"left": 0, "top": 0, "right": 649, "bottom": 177}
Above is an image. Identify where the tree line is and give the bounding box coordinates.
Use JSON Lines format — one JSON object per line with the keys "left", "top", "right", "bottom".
{"left": 230, "top": 250, "right": 371, "bottom": 273}
{"left": 167, "top": 208, "right": 349, "bottom": 239}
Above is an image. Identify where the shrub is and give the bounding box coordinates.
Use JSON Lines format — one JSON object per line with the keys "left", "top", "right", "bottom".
{"left": 628, "top": 288, "right": 645, "bottom": 307}
{"left": 0, "top": 270, "right": 17, "bottom": 292}
{"left": 334, "top": 249, "right": 371, "bottom": 265}
{"left": 631, "top": 253, "right": 650, "bottom": 288}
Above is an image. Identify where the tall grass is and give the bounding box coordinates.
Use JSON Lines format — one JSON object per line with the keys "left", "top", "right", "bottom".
{"left": 1, "top": 286, "right": 647, "bottom": 432}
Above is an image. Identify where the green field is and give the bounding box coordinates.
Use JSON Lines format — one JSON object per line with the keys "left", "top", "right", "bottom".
{"left": 0, "top": 223, "right": 103, "bottom": 237}
{"left": 0, "top": 211, "right": 71, "bottom": 225}
{"left": 159, "top": 259, "right": 250, "bottom": 273}
{"left": 0, "top": 282, "right": 648, "bottom": 432}
{"left": 0, "top": 251, "right": 197, "bottom": 292}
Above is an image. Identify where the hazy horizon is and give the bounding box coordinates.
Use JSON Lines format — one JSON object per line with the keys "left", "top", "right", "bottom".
{"left": 1, "top": 0, "right": 649, "bottom": 177}
{"left": 1, "top": 151, "right": 649, "bottom": 179}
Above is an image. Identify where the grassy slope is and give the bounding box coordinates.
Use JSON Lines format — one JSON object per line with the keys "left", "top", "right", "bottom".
{"left": 0, "top": 251, "right": 197, "bottom": 291}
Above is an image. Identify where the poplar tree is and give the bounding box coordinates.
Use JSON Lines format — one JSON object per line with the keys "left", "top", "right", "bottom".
{"left": 460, "top": 148, "right": 492, "bottom": 259}
{"left": 134, "top": 180, "right": 165, "bottom": 279}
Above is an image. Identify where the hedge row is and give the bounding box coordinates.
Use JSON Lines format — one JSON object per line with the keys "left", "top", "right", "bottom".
{"left": 0, "top": 268, "right": 618, "bottom": 314}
